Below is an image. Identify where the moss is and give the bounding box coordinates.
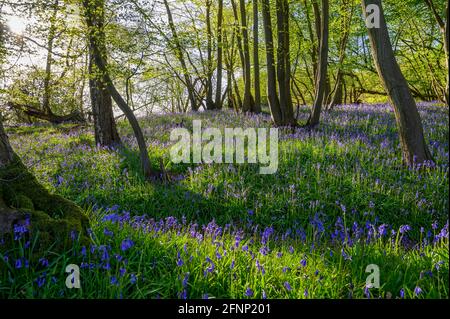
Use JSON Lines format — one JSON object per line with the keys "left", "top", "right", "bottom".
{"left": 0, "top": 156, "right": 90, "bottom": 252}
{"left": 10, "top": 194, "right": 34, "bottom": 210}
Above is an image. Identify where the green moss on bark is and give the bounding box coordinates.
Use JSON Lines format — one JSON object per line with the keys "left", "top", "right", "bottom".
{"left": 0, "top": 156, "right": 90, "bottom": 251}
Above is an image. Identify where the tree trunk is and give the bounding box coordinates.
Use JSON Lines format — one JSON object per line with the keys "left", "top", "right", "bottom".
{"left": 252, "top": 0, "right": 261, "bottom": 113}
{"left": 261, "top": 0, "right": 282, "bottom": 125}
{"left": 231, "top": 0, "right": 245, "bottom": 76}
{"left": 307, "top": 0, "right": 329, "bottom": 127}
{"left": 42, "top": 0, "right": 59, "bottom": 116}
{"left": 0, "top": 117, "right": 89, "bottom": 248}
{"left": 0, "top": 120, "right": 14, "bottom": 167}
{"left": 86, "top": 0, "right": 120, "bottom": 147}
{"left": 276, "top": 0, "right": 295, "bottom": 126}
{"left": 239, "top": 0, "right": 254, "bottom": 112}
{"left": 205, "top": 0, "right": 215, "bottom": 110}
{"left": 215, "top": 0, "right": 224, "bottom": 109}
{"left": 362, "top": 0, "right": 433, "bottom": 165}
{"left": 83, "top": 0, "right": 156, "bottom": 179}
{"left": 423, "top": 0, "right": 449, "bottom": 105}
{"left": 163, "top": 0, "right": 198, "bottom": 111}
{"left": 329, "top": 0, "right": 353, "bottom": 109}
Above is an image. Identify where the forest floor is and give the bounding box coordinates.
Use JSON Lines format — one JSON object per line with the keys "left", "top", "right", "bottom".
{"left": 1, "top": 102, "right": 448, "bottom": 298}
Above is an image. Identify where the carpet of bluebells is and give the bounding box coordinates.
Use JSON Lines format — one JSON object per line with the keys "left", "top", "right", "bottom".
{"left": 1, "top": 102, "right": 448, "bottom": 299}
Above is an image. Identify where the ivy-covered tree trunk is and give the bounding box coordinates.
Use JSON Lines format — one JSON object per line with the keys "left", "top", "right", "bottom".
{"left": 0, "top": 118, "right": 89, "bottom": 249}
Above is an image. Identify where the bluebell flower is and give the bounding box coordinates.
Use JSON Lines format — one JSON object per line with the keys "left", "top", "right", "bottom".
{"left": 364, "top": 286, "right": 370, "bottom": 299}
{"left": 414, "top": 286, "right": 422, "bottom": 296}
{"left": 399, "top": 225, "right": 411, "bottom": 234}
{"left": 245, "top": 288, "right": 254, "bottom": 297}
{"left": 182, "top": 273, "right": 189, "bottom": 288}
{"left": 120, "top": 238, "right": 134, "bottom": 251}
{"left": 103, "top": 228, "right": 114, "bottom": 237}
{"left": 284, "top": 282, "right": 292, "bottom": 292}
{"left": 39, "top": 258, "right": 49, "bottom": 267}
{"left": 81, "top": 246, "right": 87, "bottom": 257}
{"left": 15, "top": 259, "right": 22, "bottom": 269}
{"left": 35, "top": 276, "right": 46, "bottom": 288}
{"left": 110, "top": 276, "right": 118, "bottom": 286}
{"left": 179, "top": 290, "right": 187, "bottom": 299}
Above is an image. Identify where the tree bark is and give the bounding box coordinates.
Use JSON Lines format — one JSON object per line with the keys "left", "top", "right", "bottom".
{"left": 329, "top": 0, "right": 354, "bottom": 109}
{"left": 163, "top": 0, "right": 198, "bottom": 111}
{"left": 0, "top": 120, "right": 14, "bottom": 167}
{"left": 205, "top": 0, "right": 215, "bottom": 110}
{"left": 362, "top": 0, "right": 433, "bottom": 165}
{"left": 0, "top": 117, "right": 89, "bottom": 247}
{"left": 83, "top": 0, "right": 156, "bottom": 179}
{"left": 42, "top": 0, "right": 59, "bottom": 116}
{"left": 423, "top": 0, "right": 449, "bottom": 105}
{"left": 239, "top": 0, "right": 255, "bottom": 112}
{"left": 261, "top": 0, "right": 282, "bottom": 125}
{"left": 276, "top": 0, "right": 296, "bottom": 126}
{"left": 215, "top": 0, "right": 224, "bottom": 109}
{"left": 86, "top": 0, "right": 120, "bottom": 147}
{"left": 252, "top": 0, "right": 261, "bottom": 113}
{"left": 307, "top": 0, "right": 329, "bottom": 127}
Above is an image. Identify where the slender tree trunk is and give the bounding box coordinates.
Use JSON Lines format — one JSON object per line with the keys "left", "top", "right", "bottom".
{"left": 231, "top": 0, "right": 245, "bottom": 78}
{"left": 446, "top": 2, "right": 449, "bottom": 106}
{"left": 307, "top": 0, "right": 329, "bottom": 127}
{"left": 83, "top": 0, "right": 156, "bottom": 179}
{"left": 252, "top": 0, "right": 261, "bottom": 113}
{"left": 205, "top": 0, "right": 215, "bottom": 110}
{"left": 304, "top": 0, "right": 318, "bottom": 84}
{"left": 446, "top": 3, "right": 449, "bottom": 105}
{"left": 329, "top": 0, "right": 353, "bottom": 109}
{"left": 215, "top": 0, "right": 224, "bottom": 109}
{"left": 423, "top": 0, "right": 448, "bottom": 104}
{"left": 261, "top": 0, "right": 282, "bottom": 125}
{"left": 42, "top": 0, "right": 59, "bottom": 116}
{"left": 362, "top": 0, "right": 433, "bottom": 165}
{"left": 276, "top": 0, "right": 295, "bottom": 125}
{"left": 239, "top": 0, "right": 254, "bottom": 112}
{"left": 85, "top": 0, "right": 120, "bottom": 146}
{"left": 163, "top": 0, "right": 198, "bottom": 111}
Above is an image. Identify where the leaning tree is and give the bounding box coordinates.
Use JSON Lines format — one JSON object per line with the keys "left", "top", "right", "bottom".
{"left": 362, "top": 0, "right": 433, "bottom": 165}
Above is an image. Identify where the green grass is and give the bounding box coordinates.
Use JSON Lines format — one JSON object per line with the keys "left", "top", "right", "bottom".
{"left": 1, "top": 104, "right": 448, "bottom": 298}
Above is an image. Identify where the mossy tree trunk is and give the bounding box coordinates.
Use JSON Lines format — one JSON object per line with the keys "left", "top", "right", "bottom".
{"left": 0, "top": 118, "right": 89, "bottom": 250}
